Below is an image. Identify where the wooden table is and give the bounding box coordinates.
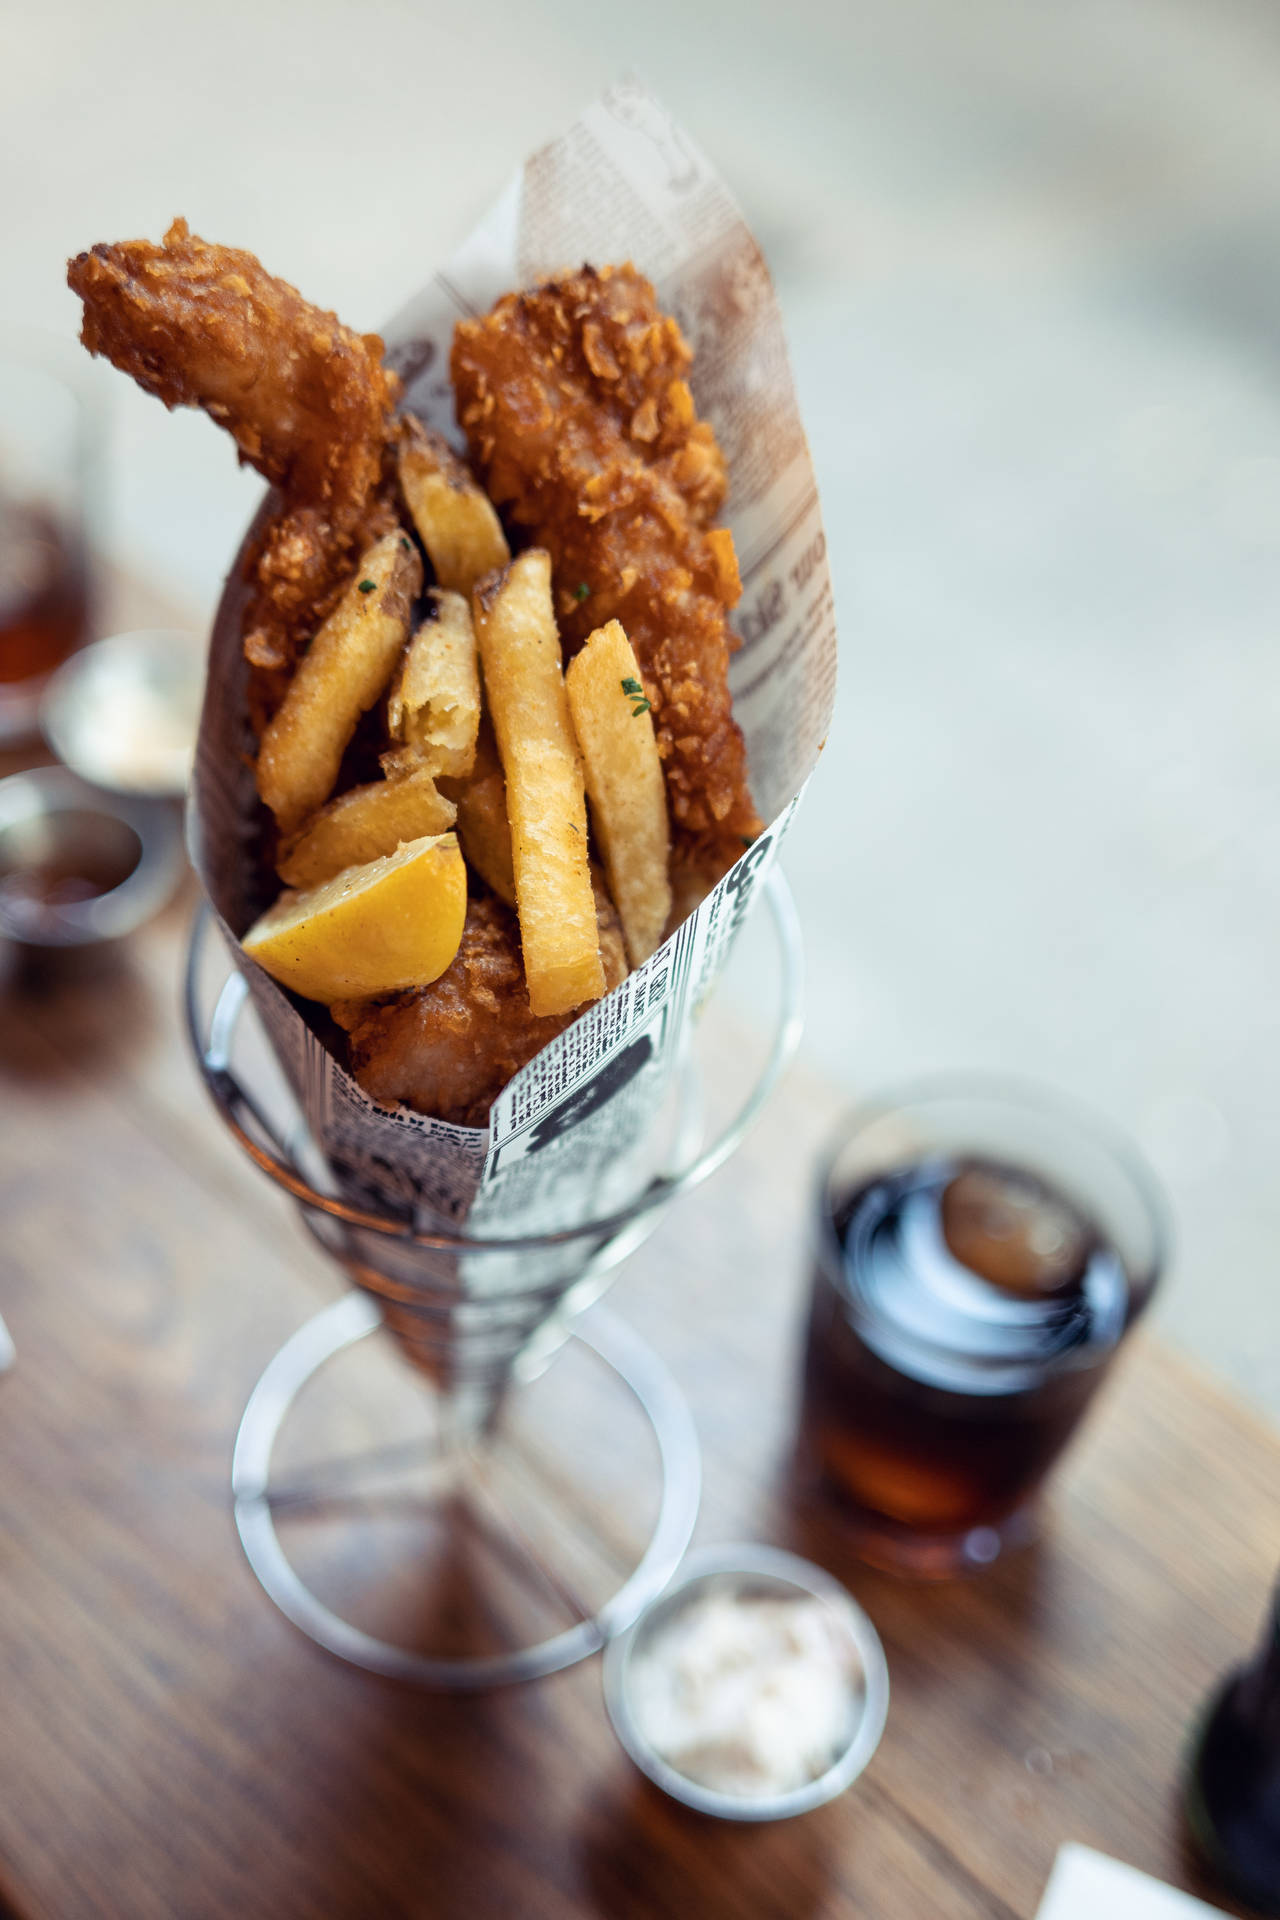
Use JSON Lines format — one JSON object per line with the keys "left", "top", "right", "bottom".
{"left": 1, "top": 735, "right": 1278, "bottom": 1917}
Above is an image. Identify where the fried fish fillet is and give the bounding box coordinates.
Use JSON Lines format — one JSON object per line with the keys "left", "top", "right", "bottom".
{"left": 67, "top": 227, "right": 751, "bottom": 1128}
{"left": 451, "top": 263, "right": 762, "bottom": 880}
{"left": 68, "top": 219, "right": 398, "bottom": 720}
{"left": 335, "top": 885, "right": 627, "bottom": 1127}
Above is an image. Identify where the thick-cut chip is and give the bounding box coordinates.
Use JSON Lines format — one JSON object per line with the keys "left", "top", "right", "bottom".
{"left": 257, "top": 531, "right": 422, "bottom": 834}
{"left": 472, "top": 549, "right": 603, "bottom": 1016}
{"left": 277, "top": 767, "right": 457, "bottom": 889}
{"left": 565, "top": 619, "right": 672, "bottom": 967}
{"left": 386, "top": 587, "right": 480, "bottom": 780}
{"left": 439, "top": 718, "right": 516, "bottom": 906}
{"left": 243, "top": 832, "right": 466, "bottom": 1004}
{"left": 398, "top": 415, "right": 509, "bottom": 595}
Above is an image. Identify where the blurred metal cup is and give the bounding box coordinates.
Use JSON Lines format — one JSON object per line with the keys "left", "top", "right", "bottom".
{"left": 41, "top": 630, "right": 203, "bottom": 799}
{"left": 0, "top": 765, "right": 183, "bottom": 969}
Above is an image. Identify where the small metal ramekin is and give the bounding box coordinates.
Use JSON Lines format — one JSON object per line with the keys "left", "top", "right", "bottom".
{"left": 602, "top": 1542, "right": 889, "bottom": 1821}
{"left": 0, "top": 764, "right": 183, "bottom": 951}
{"left": 40, "top": 629, "right": 202, "bottom": 798}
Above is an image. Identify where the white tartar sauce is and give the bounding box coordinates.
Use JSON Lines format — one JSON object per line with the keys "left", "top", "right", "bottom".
{"left": 627, "top": 1586, "right": 862, "bottom": 1799}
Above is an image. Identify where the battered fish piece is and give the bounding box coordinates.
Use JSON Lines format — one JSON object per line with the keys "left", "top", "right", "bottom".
{"left": 68, "top": 219, "right": 398, "bottom": 717}
{"left": 451, "top": 264, "right": 762, "bottom": 878}
{"left": 68, "top": 227, "right": 760, "bottom": 1129}
{"left": 336, "top": 885, "right": 627, "bottom": 1127}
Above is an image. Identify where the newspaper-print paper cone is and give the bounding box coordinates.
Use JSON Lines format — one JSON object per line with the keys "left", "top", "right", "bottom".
{"left": 189, "top": 84, "right": 837, "bottom": 1405}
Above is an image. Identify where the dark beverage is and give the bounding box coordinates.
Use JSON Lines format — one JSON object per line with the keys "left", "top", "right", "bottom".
{"left": 0, "top": 498, "right": 88, "bottom": 691}
{"left": 1186, "top": 1576, "right": 1280, "bottom": 1913}
{"left": 0, "top": 349, "right": 95, "bottom": 744}
{"left": 801, "top": 1150, "right": 1153, "bottom": 1575}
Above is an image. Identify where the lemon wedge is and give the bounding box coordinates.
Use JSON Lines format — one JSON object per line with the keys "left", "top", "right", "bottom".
{"left": 242, "top": 832, "right": 466, "bottom": 1004}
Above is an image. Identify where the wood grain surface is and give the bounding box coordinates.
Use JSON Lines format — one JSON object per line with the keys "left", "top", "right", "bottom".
{"left": 1, "top": 894, "right": 1277, "bottom": 1920}
{"left": 0, "top": 589, "right": 1277, "bottom": 1917}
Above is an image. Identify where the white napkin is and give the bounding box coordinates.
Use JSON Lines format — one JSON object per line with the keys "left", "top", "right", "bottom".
{"left": 1037, "top": 1845, "right": 1231, "bottom": 1918}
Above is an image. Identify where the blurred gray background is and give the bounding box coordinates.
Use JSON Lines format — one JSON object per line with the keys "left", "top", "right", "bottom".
{"left": 5, "top": 0, "right": 1279, "bottom": 1414}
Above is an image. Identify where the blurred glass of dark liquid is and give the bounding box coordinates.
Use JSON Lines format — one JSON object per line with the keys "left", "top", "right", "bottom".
{"left": 799, "top": 1083, "right": 1167, "bottom": 1576}
{"left": 1186, "top": 1573, "right": 1280, "bottom": 1914}
{"left": 0, "top": 500, "right": 88, "bottom": 692}
{"left": 0, "top": 350, "right": 93, "bottom": 745}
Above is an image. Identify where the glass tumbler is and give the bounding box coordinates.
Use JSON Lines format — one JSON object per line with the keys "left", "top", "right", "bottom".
{"left": 798, "top": 1078, "right": 1168, "bottom": 1577}
{"left": 0, "top": 344, "right": 94, "bottom": 744}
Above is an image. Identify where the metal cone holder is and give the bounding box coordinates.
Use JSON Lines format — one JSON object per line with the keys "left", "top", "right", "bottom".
{"left": 186, "top": 871, "right": 803, "bottom": 1689}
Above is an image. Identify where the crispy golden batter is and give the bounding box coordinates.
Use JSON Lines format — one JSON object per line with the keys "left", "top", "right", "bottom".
{"left": 67, "top": 219, "right": 398, "bottom": 719}
{"left": 68, "top": 228, "right": 760, "bottom": 1127}
{"left": 336, "top": 885, "right": 626, "bottom": 1127}
{"left": 451, "top": 263, "right": 761, "bottom": 877}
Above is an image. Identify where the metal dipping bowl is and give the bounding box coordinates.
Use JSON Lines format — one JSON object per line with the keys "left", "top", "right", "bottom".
{"left": 602, "top": 1542, "right": 890, "bottom": 1822}
{"left": 0, "top": 764, "right": 183, "bottom": 955}
{"left": 40, "top": 629, "right": 202, "bottom": 799}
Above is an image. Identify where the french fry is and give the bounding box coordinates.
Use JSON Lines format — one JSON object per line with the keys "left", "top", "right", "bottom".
{"left": 472, "top": 549, "right": 603, "bottom": 1016}
{"left": 439, "top": 717, "right": 516, "bottom": 906}
{"left": 439, "top": 734, "right": 621, "bottom": 980}
{"left": 565, "top": 620, "right": 672, "bottom": 966}
{"left": 277, "top": 767, "right": 457, "bottom": 889}
{"left": 386, "top": 587, "right": 480, "bottom": 780}
{"left": 257, "top": 532, "right": 422, "bottom": 835}
{"left": 398, "top": 415, "right": 509, "bottom": 595}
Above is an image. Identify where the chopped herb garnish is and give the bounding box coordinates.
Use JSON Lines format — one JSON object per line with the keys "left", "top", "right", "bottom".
{"left": 358, "top": 578, "right": 377, "bottom": 594}
{"left": 399, "top": 535, "right": 412, "bottom": 552}
{"left": 574, "top": 582, "right": 591, "bottom": 601}
{"left": 621, "top": 673, "right": 651, "bottom": 716}
{"left": 740, "top": 832, "right": 758, "bottom": 848}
